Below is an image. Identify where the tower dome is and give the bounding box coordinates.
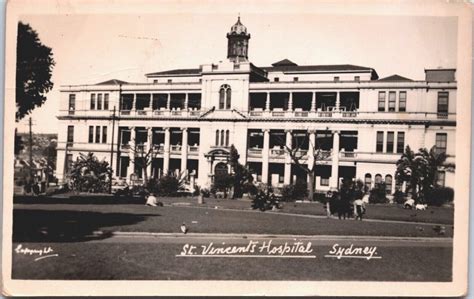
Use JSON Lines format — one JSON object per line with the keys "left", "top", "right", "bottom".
{"left": 229, "top": 16, "right": 247, "bottom": 35}
{"left": 227, "top": 16, "right": 251, "bottom": 63}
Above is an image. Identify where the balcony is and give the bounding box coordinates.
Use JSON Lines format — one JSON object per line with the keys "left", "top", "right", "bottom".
{"left": 248, "top": 148, "right": 262, "bottom": 157}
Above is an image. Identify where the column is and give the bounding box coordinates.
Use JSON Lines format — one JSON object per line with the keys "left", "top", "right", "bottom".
{"left": 163, "top": 127, "right": 170, "bottom": 175}
{"left": 132, "top": 94, "right": 136, "bottom": 111}
{"left": 310, "top": 92, "right": 316, "bottom": 112}
{"left": 265, "top": 92, "right": 270, "bottom": 111}
{"left": 184, "top": 93, "right": 189, "bottom": 110}
{"left": 262, "top": 129, "right": 270, "bottom": 184}
{"left": 149, "top": 93, "right": 153, "bottom": 109}
{"left": 181, "top": 128, "right": 188, "bottom": 176}
{"left": 288, "top": 92, "right": 293, "bottom": 111}
{"left": 284, "top": 130, "right": 292, "bottom": 184}
{"left": 335, "top": 92, "right": 340, "bottom": 111}
{"left": 330, "top": 130, "right": 340, "bottom": 189}
{"left": 307, "top": 130, "right": 316, "bottom": 186}
{"left": 127, "top": 127, "right": 136, "bottom": 181}
{"left": 146, "top": 127, "right": 153, "bottom": 177}
{"left": 166, "top": 94, "right": 171, "bottom": 110}
{"left": 207, "top": 157, "right": 213, "bottom": 186}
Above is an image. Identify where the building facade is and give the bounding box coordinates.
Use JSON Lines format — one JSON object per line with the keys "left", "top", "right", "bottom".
{"left": 56, "top": 17, "right": 456, "bottom": 193}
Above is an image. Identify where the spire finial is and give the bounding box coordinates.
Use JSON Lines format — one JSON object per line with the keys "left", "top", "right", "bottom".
{"left": 238, "top": 13, "right": 240, "bottom": 22}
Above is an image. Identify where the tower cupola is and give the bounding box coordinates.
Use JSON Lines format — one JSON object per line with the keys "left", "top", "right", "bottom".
{"left": 227, "top": 16, "right": 250, "bottom": 63}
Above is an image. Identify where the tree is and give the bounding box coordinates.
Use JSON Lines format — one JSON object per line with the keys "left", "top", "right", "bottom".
{"left": 395, "top": 145, "right": 447, "bottom": 203}
{"left": 228, "top": 145, "right": 254, "bottom": 198}
{"left": 14, "top": 129, "right": 24, "bottom": 155}
{"left": 16, "top": 22, "right": 55, "bottom": 121}
{"left": 281, "top": 132, "right": 331, "bottom": 201}
{"left": 42, "top": 140, "right": 57, "bottom": 184}
{"left": 69, "top": 153, "right": 112, "bottom": 193}
{"left": 128, "top": 139, "right": 159, "bottom": 185}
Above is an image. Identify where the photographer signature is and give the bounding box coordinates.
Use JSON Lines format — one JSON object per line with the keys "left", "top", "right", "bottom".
{"left": 14, "top": 244, "right": 58, "bottom": 261}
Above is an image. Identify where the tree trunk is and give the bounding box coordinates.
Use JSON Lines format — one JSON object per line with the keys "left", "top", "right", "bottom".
{"left": 307, "top": 171, "right": 315, "bottom": 201}
{"left": 143, "top": 165, "right": 148, "bottom": 186}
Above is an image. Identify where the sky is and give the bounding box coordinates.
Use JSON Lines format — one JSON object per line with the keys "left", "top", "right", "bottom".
{"left": 16, "top": 13, "right": 457, "bottom": 133}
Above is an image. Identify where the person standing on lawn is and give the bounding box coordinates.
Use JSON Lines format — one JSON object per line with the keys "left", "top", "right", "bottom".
{"left": 354, "top": 196, "right": 365, "bottom": 221}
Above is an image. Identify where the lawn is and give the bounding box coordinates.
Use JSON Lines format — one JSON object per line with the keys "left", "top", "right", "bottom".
{"left": 12, "top": 239, "right": 452, "bottom": 281}
{"left": 13, "top": 203, "right": 453, "bottom": 242}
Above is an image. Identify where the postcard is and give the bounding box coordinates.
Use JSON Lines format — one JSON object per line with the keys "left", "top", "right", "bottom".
{"left": 2, "top": 0, "right": 472, "bottom": 296}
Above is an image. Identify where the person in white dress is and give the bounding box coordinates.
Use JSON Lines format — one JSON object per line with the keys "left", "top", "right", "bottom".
{"left": 146, "top": 193, "right": 158, "bottom": 207}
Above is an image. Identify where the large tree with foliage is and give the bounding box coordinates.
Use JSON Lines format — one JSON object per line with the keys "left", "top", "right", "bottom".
{"left": 16, "top": 22, "right": 55, "bottom": 121}
{"left": 228, "top": 145, "right": 255, "bottom": 198}
{"left": 69, "top": 153, "right": 112, "bottom": 193}
{"left": 395, "top": 145, "right": 447, "bottom": 202}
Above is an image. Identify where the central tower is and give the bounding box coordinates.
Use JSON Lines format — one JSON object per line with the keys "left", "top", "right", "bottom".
{"left": 227, "top": 16, "right": 251, "bottom": 63}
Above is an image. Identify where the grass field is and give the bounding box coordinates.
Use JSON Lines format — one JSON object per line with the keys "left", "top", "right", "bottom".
{"left": 13, "top": 203, "right": 453, "bottom": 242}
{"left": 12, "top": 239, "right": 452, "bottom": 281}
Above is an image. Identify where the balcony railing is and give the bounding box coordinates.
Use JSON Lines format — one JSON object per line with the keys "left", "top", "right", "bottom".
{"left": 270, "top": 148, "right": 285, "bottom": 157}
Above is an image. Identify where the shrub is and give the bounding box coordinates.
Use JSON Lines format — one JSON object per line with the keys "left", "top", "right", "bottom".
{"left": 200, "top": 187, "right": 211, "bottom": 198}
{"left": 281, "top": 180, "right": 308, "bottom": 202}
{"left": 157, "top": 175, "right": 183, "bottom": 196}
{"left": 313, "top": 192, "right": 327, "bottom": 203}
{"left": 369, "top": 183, "right": 389, "bottom": 204}
{"left": 393, "top": 190, "right": 406, "bottom": 204}
{"left": 425, "top": 187, "right": 454, "bottom": 206}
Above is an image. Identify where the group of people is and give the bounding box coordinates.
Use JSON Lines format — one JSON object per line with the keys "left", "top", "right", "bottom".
{"left": 326, "top": 188, "right": 368, "bottom": 221}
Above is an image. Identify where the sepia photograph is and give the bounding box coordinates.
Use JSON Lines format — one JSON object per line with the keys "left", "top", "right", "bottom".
{"left": 2, "top": 0, "right": 472, "bottom": 296}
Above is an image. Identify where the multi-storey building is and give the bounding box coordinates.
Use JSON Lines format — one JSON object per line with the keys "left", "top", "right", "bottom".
{"left": 56, "top": 17, "right": 456, "bottom": 193}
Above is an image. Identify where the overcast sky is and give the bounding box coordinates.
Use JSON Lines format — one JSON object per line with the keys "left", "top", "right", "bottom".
{"left": 16, "top": 13, "right": 457, "bottom": 133}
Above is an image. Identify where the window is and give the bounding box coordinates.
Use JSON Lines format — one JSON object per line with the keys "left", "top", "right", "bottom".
{"left": 364, "top": 174, "right": 372, "bottom": 191}
{"left": 274, "top": 77, "right": 279, "bottom": 82}
{"left": 90, "top": 94, "right": 96, "bottom": 110}
{"left": 385, "top": 175, "right": 393, "bottom": 194}
{"left": 435, "top": 133, "right": 447, "bottom": 154}
{"left": 225, "top": 130, "right": 230, "bottom": 146}
{"left": 334, "top": 76, "right": 340, "bottom": 82}
{"left": 293, "top": 77, "right": 299, "bottom": 82}
{"left": 376, "top": 131, "right": 384, "bottom": 152}
{"left": 220, "top": 130, "right": 225, "bottom": 146}
{"left": 378, "top": 92, "right": 386, "bottom": 112}
{"left": 397, "top": 132, "right": 405, "bottom": 153}
{"left": 399, "top": 91, "right": 406, "bottom": 112}
{"left": 215, "top": 130, "right": 219, "bottom": 146}
{"left": 95, "top": 126, "right": 101, "bottom": 143}
{"left": 437, "top": 92, "right": 449, "bottom": 113}
{"left": 88, "top": 126, "right": 94, "bottom": 143}
{"left": 153, "top": 80, "right": 158, "bottom": 84}
{"left": 68, "top": 94, "right": 76, "bottom": 111}
{"left": 386, "top": 132, "right": 394, "bottom": 153}
{"left": 354, "top": 76, "right": 360, "bottom": 82}
{"left": 388, "top": 91, "right": 396, "bottom": 112}
{"left": 374, "top": 174, "right": 382, "bottom": 186}
{"left": 219, "top": 84, "right": 231, "bottom": 109}
{"left": 320, "top": 177, "right": 329, "bottom": 186}
{"left": 67, "top": 126, "right": 74, "bottom": 144}
{"left": 104, "top": 94, "right": 109, "bottom": 110}
{"left": 97, "top": 94, "right": 102, "bottom": 110}
{"left": 437, "top": 171, "right": 446, "bottom": 187}
{"left": 167, "top": 79, "right": 172, "bottom": 84}
{"left": 102, "top": 126, "right": 107, "bottom": 143}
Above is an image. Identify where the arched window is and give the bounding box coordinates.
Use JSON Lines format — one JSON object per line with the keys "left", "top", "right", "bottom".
{"left": 215, "top": 130, "right": 219, "bottom": 146}
{"left": 219, "top": 84, "right": 231, "bottom": 109}
{"left": 225, "top": 130, "right": 230, "bottom": 146}
{"left": 226, "top": 88, "right": 232, "bottom": 109}
{"left": 220, "top": 130, "right": 225, "bottom": 146}
{"left": 374, "top": 174, "right": 382, "bottom": 186}
{"left": 364, "top": 173, "right": 372, "bottom": 191}
{"left": 385, "top": 175, "right": 393, "bottom": 194}
{"left": 219, "top": 88, "right": 225, "bottom": 109}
